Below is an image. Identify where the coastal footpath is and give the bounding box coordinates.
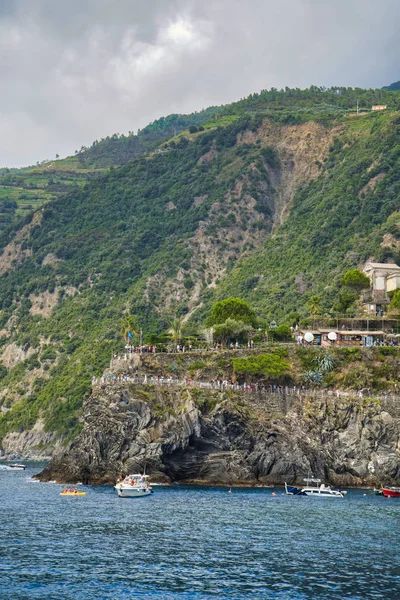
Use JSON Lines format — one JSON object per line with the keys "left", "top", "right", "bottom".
{"left": 38, "top": 376, "right": 400, "bottom": 487}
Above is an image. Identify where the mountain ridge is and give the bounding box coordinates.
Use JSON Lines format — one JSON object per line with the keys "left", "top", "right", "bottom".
{"left": 0, "top": 85, "right": 399, "bottom": 453}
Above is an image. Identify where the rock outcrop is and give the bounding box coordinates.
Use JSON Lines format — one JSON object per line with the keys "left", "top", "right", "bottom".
{"left": 1, "top": 419, "right": 61, "bottom": 460}
{"left": 37, "top": 383, "right": 400, "bottom": 487}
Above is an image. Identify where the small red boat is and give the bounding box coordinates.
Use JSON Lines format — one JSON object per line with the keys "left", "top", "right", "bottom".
{"left": 382, "top": 487, "right": 400, "bottom": 498}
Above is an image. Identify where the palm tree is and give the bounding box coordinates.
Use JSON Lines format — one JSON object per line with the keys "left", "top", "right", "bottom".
{"left": 168, "top": 317, "right": 184, "bottom": 344}
{"left": 307, "top": 295, "right": 322, "bottom": 328}
{"left": 120, "top": 314, "right": 138, "bottom": 343}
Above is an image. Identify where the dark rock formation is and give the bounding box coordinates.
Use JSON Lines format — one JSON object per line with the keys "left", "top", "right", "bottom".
{"left": 37, "top": 384, "right": 400, "bottom": 487}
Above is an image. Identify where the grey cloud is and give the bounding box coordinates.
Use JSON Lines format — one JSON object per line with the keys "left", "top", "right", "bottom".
{"left": 0, "top": 0, "right": 399, "bottom": 166}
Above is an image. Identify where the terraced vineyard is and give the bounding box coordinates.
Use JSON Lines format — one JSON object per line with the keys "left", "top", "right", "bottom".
{"left": 0, "top": 158, "right": 104, "bottom": 228}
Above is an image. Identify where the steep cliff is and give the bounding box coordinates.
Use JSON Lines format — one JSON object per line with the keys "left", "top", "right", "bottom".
{"left": 37, "top": 383, "right": 400, "bottom": 487}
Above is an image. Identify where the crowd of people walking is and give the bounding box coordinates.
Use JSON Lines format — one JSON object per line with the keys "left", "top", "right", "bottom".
{"left": 94, "top": 373, "right": 303, "bottom": 395}
{"left": 91, "top": 373, "right": 399, "bottom": 404}
{"left": 113, "top": 340, "right": 258, "bottom": 360}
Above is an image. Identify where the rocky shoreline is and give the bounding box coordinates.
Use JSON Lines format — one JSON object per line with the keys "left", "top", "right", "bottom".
{"left": 36, "top": 382, "right": 400, "bottom": 487}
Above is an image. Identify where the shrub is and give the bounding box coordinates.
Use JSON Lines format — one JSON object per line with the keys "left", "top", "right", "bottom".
{"left": 40, "top": 347, "right": 57, "bottom": 362}
{"left": 341, "top": 364, "right": 373, "bottom": 389}
{"left": 232, "top": 353, "right": 289, "bottom": 379}
{"left": 313, "top": 354, "right": 334, "bottom": 373}
{"left": 303, "top": 370, "right": 323, "bottom": 384}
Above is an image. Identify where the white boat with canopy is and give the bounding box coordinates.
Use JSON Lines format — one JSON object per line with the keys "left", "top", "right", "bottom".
{"left": 285, "top": 477, "right": 346, "bottom": 498}
{"left": 114, "top": 474, "right": 153, "bottom": 498}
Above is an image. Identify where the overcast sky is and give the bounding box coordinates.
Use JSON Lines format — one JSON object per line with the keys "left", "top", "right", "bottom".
{"left": 1, "top": 0, "right": 399, "bottom": 166}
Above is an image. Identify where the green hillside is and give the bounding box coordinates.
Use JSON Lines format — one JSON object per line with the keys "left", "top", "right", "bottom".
{"left": 2, "top": 85, "right": 399, "bottom": 231}
{"left": 0, "top": 157, "right": 104, "bottom": 230}
{"left": 0, "top": 107, "right": 223, "bottom": 232}
{"left": 213, "top": 110, "right": 400, "bottom": 320}
{"left": 383, "top": 81, "right": 400, "bottom": 92}
{"left": 0, "top": 86, "right": 399, "bottom": 451}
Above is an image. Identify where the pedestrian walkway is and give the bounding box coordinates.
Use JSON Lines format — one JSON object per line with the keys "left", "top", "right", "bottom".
{"left": 92, "top": 374, "right": 400, "bottom": 406}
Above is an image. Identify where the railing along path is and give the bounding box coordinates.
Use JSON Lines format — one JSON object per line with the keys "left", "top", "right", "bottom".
{"left": 92, "top": 375, "right": 400, "bottom": 414}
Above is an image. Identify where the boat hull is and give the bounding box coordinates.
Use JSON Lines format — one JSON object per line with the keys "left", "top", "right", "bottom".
{"left": 302, "top": 490, "right": 344, "bottom": 498}
{"left": 382, "top": 487, "right": 400, "bottom": 498}
{"left": 285, "top": 484, "right": 306, "bottom": 496}
{"left": 116, "top": 487, "right": 152, "bottom": 498}
{"left": 60, "top": 492, "right": 87, "bottom": 497}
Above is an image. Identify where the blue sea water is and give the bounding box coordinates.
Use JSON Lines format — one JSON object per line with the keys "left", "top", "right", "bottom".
{"left": 0, "top": 463, "right": 399, "bottom": 599}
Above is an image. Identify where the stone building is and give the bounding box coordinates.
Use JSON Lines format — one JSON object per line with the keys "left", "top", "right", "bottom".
{"left": 363, "top": 262, "right": 400, "bottom": 314}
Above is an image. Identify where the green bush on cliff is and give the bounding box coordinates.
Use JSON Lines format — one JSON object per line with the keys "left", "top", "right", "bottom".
{"left": 314, "top": 354, "right": 334, "bottom": 373}
{"left": 232, "top": 352, "right": 289, "bottom": 379}
{"left": 303, "top": 370, "right": 323, "bottom": 384}
{"left": 341, "top": 364, "right": 374, "bottom": 390}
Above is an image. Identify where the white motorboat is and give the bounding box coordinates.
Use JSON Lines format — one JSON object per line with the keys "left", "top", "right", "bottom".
{"left": 0, "top": 463, "right": 26, "bottom": 471}
{"left": 114, "top": 474, "right": 153, "bottom": 498}
{"left": 285, "top": 478, "right": 347, "bottom": 498}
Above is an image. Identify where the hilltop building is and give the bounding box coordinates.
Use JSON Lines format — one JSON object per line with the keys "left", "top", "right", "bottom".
{"left": 371, "top": 105, "right": 387, "bottom": 111}
{"left": 298, "top": 328, "right": 385, "bottom": 347}
{"left": 363, "top": 262, "right": 400, "bottom": 314}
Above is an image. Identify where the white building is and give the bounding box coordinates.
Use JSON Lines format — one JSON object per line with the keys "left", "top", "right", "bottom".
{"left": 363, "top": 262, "right": 400, "bottom": 314}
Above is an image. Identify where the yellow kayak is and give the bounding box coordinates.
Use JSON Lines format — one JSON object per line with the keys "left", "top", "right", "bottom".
{"left": 60, "top": 490, "right": 86, "bottom": 497}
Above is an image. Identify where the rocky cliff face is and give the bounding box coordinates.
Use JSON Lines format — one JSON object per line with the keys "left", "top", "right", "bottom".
{"left": 37, "top": 383, "right": 400, "bottom": 487}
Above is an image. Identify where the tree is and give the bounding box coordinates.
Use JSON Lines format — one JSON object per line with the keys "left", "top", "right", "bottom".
{"left": 207, "top": 297, "right": 256, "bottom": 326}
{"left": 269, "top": 324, "right": 292, "bottom": 341}
{"left": 389, "top": 290, "right": 400, "bottom": 312}
{"left": 341, "top": 269, "right": 370, "bottom": 291}
{"left": 0, "top": 364, "right": 8, "bottom": 379}
{"left": 168, "top": 317, "right": 184, "bottom": 343}
{"left": 307, "top": 295, "right": 322, "bottom": 328}
{"left": 307, "top": 295, "right": 321, "bottom": 318}
{"left": 213, "top": 319, "right": 252, "bottom": 344}
{"left": 287, "top": 312, "right": 300, "bottom": 327}
{"left": 334, "top": 289, "right": 358, "bottom": 314}
{"left": 120, "top": 315, "right": 138, "bottom": 342}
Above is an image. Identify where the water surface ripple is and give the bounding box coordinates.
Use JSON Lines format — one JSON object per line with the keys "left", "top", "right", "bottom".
{"left": 0, "top": 464, "right": 399, "bottom": 599}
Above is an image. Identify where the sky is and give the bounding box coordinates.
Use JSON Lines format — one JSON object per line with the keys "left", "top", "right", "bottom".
{"left": 1, "top": 0, "right": 399, "bottom": 167}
